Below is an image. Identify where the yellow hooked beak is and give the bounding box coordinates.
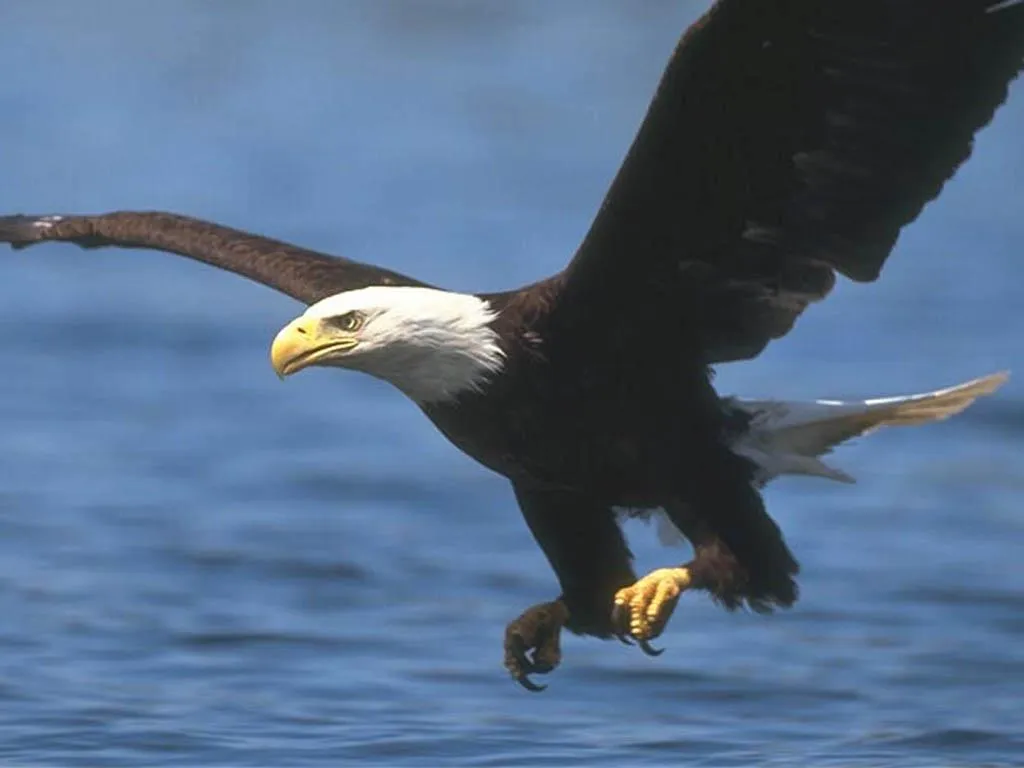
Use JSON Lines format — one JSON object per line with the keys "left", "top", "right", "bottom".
{"left": 270, "top": 317, "right": 358, "bottom": 379}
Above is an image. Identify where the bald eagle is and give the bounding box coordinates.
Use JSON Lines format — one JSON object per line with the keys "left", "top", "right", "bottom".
{"left": 2, "top": 1, "right": 1021, "bottom": 692}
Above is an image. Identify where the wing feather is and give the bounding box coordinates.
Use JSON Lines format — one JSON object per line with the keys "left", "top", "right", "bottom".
{"left": 0, "top": 211, "right": 428, "bottom": 305}
{"left": 559, "top": 0, "right": 1024, "bottom": 362}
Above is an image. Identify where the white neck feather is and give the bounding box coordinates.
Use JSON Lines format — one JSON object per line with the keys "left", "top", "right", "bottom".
{"left": 303, "top": 286, "right": 505, "bottom": 403}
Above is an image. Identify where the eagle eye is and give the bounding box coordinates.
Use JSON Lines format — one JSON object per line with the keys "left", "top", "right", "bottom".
{"left": 332, "top": 311, "right": 363, "bottom": 333}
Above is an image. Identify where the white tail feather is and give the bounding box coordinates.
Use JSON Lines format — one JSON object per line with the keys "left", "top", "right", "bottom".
{"left": 730, "top": 372, "right": 1008, "bottom": 485}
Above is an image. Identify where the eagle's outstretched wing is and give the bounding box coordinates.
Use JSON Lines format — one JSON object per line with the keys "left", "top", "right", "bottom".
{"left": 0, "top": 211, "right": 429, "bottom": 305}
{"left": 560, "top": 0, "right": 1024, "bottom": 362}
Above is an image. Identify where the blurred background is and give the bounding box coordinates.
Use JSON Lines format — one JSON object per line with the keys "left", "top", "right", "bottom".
{"left": 0, "top": 2, "right": 1022, "bottom": 765}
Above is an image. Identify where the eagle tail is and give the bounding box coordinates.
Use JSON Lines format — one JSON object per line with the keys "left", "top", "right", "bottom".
{"left": 730, "top": 371, "right": 1008, "bottom": 485}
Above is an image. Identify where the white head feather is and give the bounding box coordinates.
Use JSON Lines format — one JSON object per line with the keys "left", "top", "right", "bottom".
{"left": 300, "top": 286, "right": 505, "bottom": 403}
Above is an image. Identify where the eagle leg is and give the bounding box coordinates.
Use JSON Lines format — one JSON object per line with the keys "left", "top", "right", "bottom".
{"left": 503, "top": 599, "right": 568, "bottom": 692}
{"left": 611, "top": 567, "right": 693, "bottom": 644}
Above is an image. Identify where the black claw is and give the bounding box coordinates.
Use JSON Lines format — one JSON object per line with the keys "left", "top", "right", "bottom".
{"left": 611, "top": 603, "right": 629, "bottom": 633}
{"left": 516, "top": 674, "right": 547, "bottom": 693}
{"left": 611, "top": 603, "right": 642, "bottom": 648}
{"left": 610, "top": 603, "right": 666, "bottom": 655}
{"left": 507, "top": 650, "right": 553, "bottom": 692}
{"left": 638, "top": 639, "right": 664, "bottom": 657}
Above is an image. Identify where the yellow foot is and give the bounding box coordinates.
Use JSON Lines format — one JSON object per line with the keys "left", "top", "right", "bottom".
{"left": 612, "top": 567, "right": 692, "bottom": 650}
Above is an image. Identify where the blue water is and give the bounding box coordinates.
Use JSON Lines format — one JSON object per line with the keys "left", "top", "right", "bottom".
{"left": 1, "top": 3, "right": 1022, "bottom": 765}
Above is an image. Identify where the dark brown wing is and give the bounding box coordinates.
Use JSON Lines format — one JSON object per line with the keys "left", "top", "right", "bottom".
{"left": 0, "top": 211, "right": 429, "bottom": 305}
{"left": 559, "top": 0, "right": 1024, "bottom": 362}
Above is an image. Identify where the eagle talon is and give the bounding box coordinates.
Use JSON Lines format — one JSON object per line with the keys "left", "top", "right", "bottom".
{"left": 504, "top": 633, "right": 549, "bottom": 691}
{"left": 516, "top": 673, "right": 548, "bottom": 693}
{"left": 611, "top": 603, "right": 633, "bottom": 644}
{"left": 504, "top": 600, "right": 566, "bottom": 693}
{"left": 612, "top": 567, "right": 692, "bottom": 644}
{"left": 638, "top": 639, "right": 664, "bottom": 657}
{"left": 611, "top": 613, "right": 663, "bottom": 655}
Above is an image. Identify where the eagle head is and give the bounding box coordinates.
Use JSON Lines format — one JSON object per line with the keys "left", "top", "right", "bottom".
{"left": 270, "top": 286, "right": 504, "bottom": 403}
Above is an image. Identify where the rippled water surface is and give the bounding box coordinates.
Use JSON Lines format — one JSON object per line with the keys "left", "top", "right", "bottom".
{"left": 1, "top": 3, "right": 1023, "bottom": 766}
